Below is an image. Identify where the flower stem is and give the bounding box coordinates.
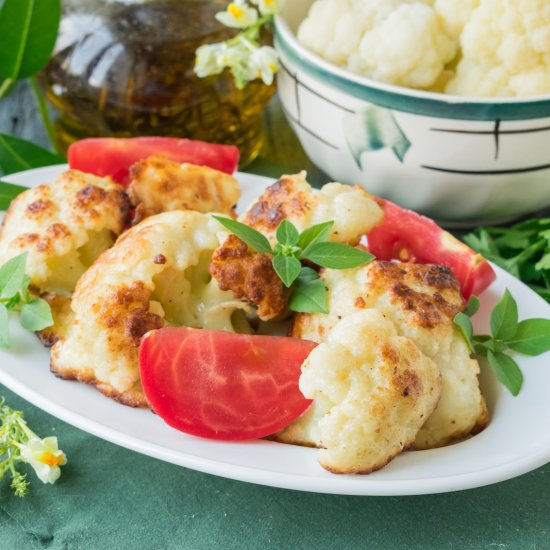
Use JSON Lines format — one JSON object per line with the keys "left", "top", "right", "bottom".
{"left": 30, "top": 76, "right": 60, "bottom": 154}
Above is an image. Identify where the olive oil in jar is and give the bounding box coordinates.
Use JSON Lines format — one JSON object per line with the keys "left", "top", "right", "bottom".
{"left": 41, "top": 0, "right": 275, "bottom": 164}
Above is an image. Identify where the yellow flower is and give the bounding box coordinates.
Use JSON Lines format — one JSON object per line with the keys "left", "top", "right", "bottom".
{"left": 20, "top": 436, "right": 67, "bottom": 484}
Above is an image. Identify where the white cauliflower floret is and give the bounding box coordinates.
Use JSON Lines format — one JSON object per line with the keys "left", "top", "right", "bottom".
{"left": 297, "top": 310, "right": 441, "bottom": 474}
{"left": 446, "top": 0, "right": 550, "bottom": 96}
{"left": 434, "top": 0, "right": 480, "bottom": 39}
{"left": 50, "top": 211, "right": 249, "bottom": 407}
{"left": 298, "top": 0, "right": 455, "bottom": 89}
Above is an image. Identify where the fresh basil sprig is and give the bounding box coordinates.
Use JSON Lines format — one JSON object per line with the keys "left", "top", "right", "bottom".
{"left": 0, "top": 252, "right": 53, "bottom": 348}
{"left": 213, "top": 216, "right": 374, "bottom": 313}
{"left": 454, "top": 290, "right": 550, "bottom": 396}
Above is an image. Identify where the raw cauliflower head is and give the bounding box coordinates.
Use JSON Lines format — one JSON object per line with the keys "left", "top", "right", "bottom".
{"left": 50, "top": 211, "right": 249, "bottom": 407}
{"left": 295, "top": 309, "right": 441, "bottom": 474}
{"left": 446, "top": 0, "right": 550, "bottom": 96}
{"left": 290, "top": 261, "right": 489, "bottom": 450}
{"left": 0, "top": 170, "right": 130, "bottom": 295}
{"left": 210, "top": 172, "right": 383, "bottom": 321}
{"left": 298, "top": 0, "right": 456, "bottom": 89}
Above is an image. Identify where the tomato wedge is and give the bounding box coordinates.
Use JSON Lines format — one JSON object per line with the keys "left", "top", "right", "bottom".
{"left": 366, "top": 199, "right": 496, "bottom": 300}
{"left": 68, "top": 137, "right": 240, "bottom": 184}
{"left": 139, "top": 327, "right": 316, "bottom": 441}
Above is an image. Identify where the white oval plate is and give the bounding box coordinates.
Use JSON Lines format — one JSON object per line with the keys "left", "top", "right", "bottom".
{"left": 1, "top": 165, "right": 550, "bottom": 496}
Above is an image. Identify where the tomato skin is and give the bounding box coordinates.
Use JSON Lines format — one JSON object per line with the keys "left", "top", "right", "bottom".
{"left": 367, "top": 199, "right": 496, "bottom": 300}
{"left": 139, "top": 328, "right": 316, "bottom": 441}
{"left": 68, "top": 137, "right": 240, "bottom": 184}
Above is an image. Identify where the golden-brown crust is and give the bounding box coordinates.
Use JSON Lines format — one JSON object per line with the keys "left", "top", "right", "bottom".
{"left": 210, "top": 234, "right": 288, "bottom": 320}
{"left": 127, "top": 156, "right": 240, "bottom": 219}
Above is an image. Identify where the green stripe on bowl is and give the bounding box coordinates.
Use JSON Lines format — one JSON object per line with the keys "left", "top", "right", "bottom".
{"left": 274, "top": 24, "right": 550, "bottom": 122}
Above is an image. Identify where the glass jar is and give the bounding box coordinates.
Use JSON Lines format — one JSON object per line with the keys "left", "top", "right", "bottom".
{"left": 40, "top": 0, "right": 275, "bottom": 165}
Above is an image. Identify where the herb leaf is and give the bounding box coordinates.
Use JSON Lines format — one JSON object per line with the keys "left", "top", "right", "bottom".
{"left": 298, "top": 221, "right": 334, "bottom": 251}
{"left": 213, "top": 216, "right": 272, "bottom": 254}
{"left": 507, "top": 319, "right": 550, "bottom": 356}
{"left": 290, "top": 277, "right": 328, "bottom": 314}
{"left": 487, "top": 350, "right": 523, "bottom": 396}
{"left": 20, "top": 298, "right": 53, "bottom": 331}
{"left": 276, "top": 220, "right": 299, "bottom": 246}
{"left": 301, "top": 242, "right": 374, "bottom": 269}
{"left": 272, "top": 255, "right": 301, "bottom": 288}
{"left": 0, "top": 133, "right": 64, "bottom": 175}
{"left": 0, "top": 252, "right": 28, "bottom": 299}
{"left": 490, "top": 289, "right": 518, "bottom": 341}
{"left": 0, "top": 303, "right": 9, "bottom": 349}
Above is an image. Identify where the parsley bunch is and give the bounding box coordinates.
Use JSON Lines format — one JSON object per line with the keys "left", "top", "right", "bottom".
{"left": 454, "top": 291, "right": 550, "bottom": 395}
{"left": 464, "top": 218, "right": 550, "bottom": 303}
{"left": 0, "top": 252, "right": 53, "bottom": 348}
{"left": 213, "top": 217, "right": 374, "bottom": 313}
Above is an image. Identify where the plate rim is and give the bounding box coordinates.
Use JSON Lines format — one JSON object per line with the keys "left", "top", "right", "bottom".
{"left": 1, "top": 164, "right": 550, "bottom": 496}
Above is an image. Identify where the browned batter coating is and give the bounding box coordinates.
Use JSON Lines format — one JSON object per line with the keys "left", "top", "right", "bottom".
{"left": 209, "top": 235, "right": 288, "bottom": 320}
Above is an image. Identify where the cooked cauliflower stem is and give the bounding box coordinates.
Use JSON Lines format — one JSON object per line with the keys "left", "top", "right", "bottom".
{"left": 298, "top": 0, "right": 550, "bottom": 96}
{"left": 295, "top": 310, "right": 441, "bottom": 474}
{"left": 50, "top": 211, "right": 249, "bottom": 407}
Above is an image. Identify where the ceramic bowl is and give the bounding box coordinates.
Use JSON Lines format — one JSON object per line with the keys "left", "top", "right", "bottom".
{"left": 274, "top": 1, "right": 550, "bottom": 226}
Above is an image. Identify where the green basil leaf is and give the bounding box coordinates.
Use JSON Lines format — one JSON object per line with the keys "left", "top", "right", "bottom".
{"left": 490, "top": 289, "right": 518, "bottom": 341}
{"left": 0, "top": 252, "right": 28, "bottom": 299}
{"left": 0, "top": 133, "right": 64, "bottom": 175}
{"left": 213, "top": 216, "right": 272, "bottom": 254}
{"left": 0, "top": 0, "right": 61, "bottom": 81}
{"left": 486, "top": 350, "right": 523, "bottom": 396}
{"left": 507, "top": 318, "right": 550, "bottom": 355}
{"left": 275, "top": 220, "right": 299, "bottom": 246}
{"left": 298, "top": 221, "right": 334, "bottom": 251}
{"left": 289, "top": 277, "right": 328, "bottom": 314}
{"left": 464, "top": 295, "right": 480, "bottom": 317}
{"left": 272, "top": 255, "right": 301, "bottom": 288}
{"left": 453, "top": 312, "right": 475, "bottom": 354}
{"left": 19, "top": 298, "right": 53, "bottom": 332}
{"left": 301, "top": 242, "right": 374, "bottom": 269}
{"left": 0, "top": 180, "right": 27, "bottom": 210}
{"left": 0, "top": 302, "right": 9, "bottom": 349}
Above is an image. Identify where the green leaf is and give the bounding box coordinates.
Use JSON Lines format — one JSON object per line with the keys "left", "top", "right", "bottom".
{"left": 464, "top": 295, "right": 480, "bottom": 317}
{"left": 453, "top": 312, "right": 475, "bottom": 354}
{"left": 0, "top": 252, "right": 28, "bottom": 299}
{"left": 0, "top": 180, "right": 27, "bottom": 210}
{"left": 507, "top": 319, "right": 550, "bottom": 355}
{"left": 272, "top": 255, "right": 301, "bottom": 288}
{"left": 486, "top": 350, "right": 523, "bottom": 396}
{"left": 19, "top": 298, "right": 53, "bottom": 332}
{"left": 297, "top": 221, "right": 334, "bottom": 251}
{"left": 0, "top": 0, "right": 61, "bottom": 81}
{"left": 301, "top": 242, "right": 374, "bottom": 269}
{"left": 289, "top": 277, "right": 328, "bottom": 314}
{"left": 275, "top": 220, "right": 299, "bottom": 246}
{"left": 490, "top": 289, "right": 518, "bottom": 341}
{"left": 213, "top": 216, "right": 272, "bottom": 254}
{"left": 0, "top": 133, "right": 64, "bottom": 175}
{"left": 0, "top": 302, "right": 9, "bottom": 349}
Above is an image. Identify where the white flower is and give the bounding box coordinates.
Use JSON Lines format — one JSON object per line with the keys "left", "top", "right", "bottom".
{"left": 20, "top": 436, "right": 67, "bottom": 485}
{"left": 249, "top": 45, "right": 280, "bottom": 85}
{"left": 250, "top": 0, "right": 278, "bottom": 16}
{"left": 216, "top": 1, "right": 258, "bottom": 29}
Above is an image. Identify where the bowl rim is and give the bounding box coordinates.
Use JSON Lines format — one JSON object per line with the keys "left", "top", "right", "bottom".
{"left": 274, "top": 14, "right": 550, "bottom": 121}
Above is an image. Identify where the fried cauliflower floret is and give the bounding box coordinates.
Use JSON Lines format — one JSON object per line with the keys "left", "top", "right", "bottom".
{"left": 209, "top": 235, "right": 288, "bottom": 320}
{"left": 446, "top": 0, "right": 550, "bottom": 96}
{"left": 127, "top": 155, "right": 240, "bottom": 221}
{"left": 290, "top": 261, "right": 489, "bottom": 449}
{"left": 298, "top": 0, "right": 455, "bottom": 89}
{"left": 0, "top": 170, "right": 130, "bottom": 295}
{"left": 294, "top": 310, "right": 441, "bottom": 474}
{"left": 211, "top": 172, "right": 383, "bottom": 320}
{"left": 50, "top": 211, "right": 249, "bottom": 407}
